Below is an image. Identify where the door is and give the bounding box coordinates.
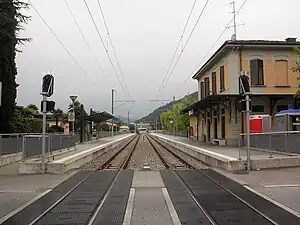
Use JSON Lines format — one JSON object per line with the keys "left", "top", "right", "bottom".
{"left": 214, "top": 118, "right": 218, "bottom": 139}
{"left": 221, "top": 116, "right": 226, "bottom": 139}
{"left": 207, "top": 120, "right": 211, "bottom": 142}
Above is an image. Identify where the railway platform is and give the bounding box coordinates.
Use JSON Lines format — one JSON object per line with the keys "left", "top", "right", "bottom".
{"left": 18, "top": 134, "right": 134, "bottom": 174}
{"left": 151, "top": 133, "right": 300, "bottom": 171}
{"left": 1, "top": 134, "right": 300, "bottom": 225}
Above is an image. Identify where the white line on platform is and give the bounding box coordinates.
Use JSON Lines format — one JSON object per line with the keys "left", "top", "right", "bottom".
{"left": 244, "top": 185, "right": 300, "bottom": 218}
{"left": 0, "top": 189, "right": 52, "bottom": 224}
{"left": 162, "top": 188, "right": 182, "bottom": 225}
{"left": 151, "top": 133, "right": 236, "bottom": 161}
{"left": 263, "top": 184, "right": 300, "bottom": 188}
{"left": 122, "top": 188, "right": 135, "bottom": 225}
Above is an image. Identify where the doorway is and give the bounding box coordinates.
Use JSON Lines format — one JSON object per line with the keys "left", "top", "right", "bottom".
{"left": 221, "top": 116, "right": 226, "bottom": 139}
{"left": 214, "top": 117, "right": 218, "bottom": 139}
{"left": 207, "top": 119, "right": 211, "bottom": 142}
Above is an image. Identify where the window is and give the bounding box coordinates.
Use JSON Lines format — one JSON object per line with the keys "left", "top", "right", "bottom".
{"left": 200, "top": 81, "right": 204, "bottom": 99}
{"left": 250, "top": 59, "right": 264, "bottom": 85}
{"left": 277, "top": 105, "right": 288, "bottom": 113}
{"left": 212, "top": 72, "right": 217, "bottom": 95}
{"left": 252, "top": 105, "right": 264, "bottom": 113}
{"left": 204, "top": 77, "right": 210, "bottom": 97}
{"left": 275, "top": 60, "right": 288, "bottom": 86}
{"left": 220, "top": 66, "right": 225, "bottom": 91}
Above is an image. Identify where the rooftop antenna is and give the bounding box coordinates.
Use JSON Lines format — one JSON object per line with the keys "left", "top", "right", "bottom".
{"left": 231, "top": 1, "right": 237, "bottom": 39}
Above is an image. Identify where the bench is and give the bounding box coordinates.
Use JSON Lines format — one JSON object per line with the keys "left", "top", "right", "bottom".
{"left": 212, "top": 139, "right": 226, "bottom": 146}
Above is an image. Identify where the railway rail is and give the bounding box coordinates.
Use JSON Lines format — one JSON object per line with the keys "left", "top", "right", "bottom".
{"left": 2, "top": 135, "right": 139, "bottom": 225}
{"left": 147, "top": 134, "right": 282, "bottom": 225}
{"left": 2, "top": 134, "right": 299, "bottom": 225}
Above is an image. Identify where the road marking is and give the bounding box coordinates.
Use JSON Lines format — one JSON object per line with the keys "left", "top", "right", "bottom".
{"left": 263, "top": 184, "right": 300, "bottom": 188}
{"left": 0, "top": 189, "right": 52, "bottom": 224}
{"left": 162, "top": 188, "right": 182, "bottom": 225}
{"left": 244, "top": 185, "right": 300, "bottom": 219}
{"left": 122, "top": 188, "right": 135, "bottom": 225}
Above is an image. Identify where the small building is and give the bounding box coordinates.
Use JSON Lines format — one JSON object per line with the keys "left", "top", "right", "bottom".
{"left": 182, "top": 37, "right": 300, "bottom": 146}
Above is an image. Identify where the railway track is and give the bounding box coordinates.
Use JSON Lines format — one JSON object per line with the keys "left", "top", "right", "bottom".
{"left": 147, "top": 134, "right": 280, "bottom": 225}
{"left": 3, "top": 135, "right": 139, "bottom": 225}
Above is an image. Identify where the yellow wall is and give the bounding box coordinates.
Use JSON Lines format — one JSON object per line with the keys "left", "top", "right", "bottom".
{"left": 241, "top": 49, "right": 300, "bottom": 94}
{"left": 189, "top": 116, "right": 197, "bottom": 137}
{"left": 198, "top": 54, "right": 229, "bottom": 97}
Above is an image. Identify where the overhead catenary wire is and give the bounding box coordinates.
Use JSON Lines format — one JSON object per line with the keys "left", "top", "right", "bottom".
{"left": 83, "top": 0, "right": 132, "bottom": 104}
{"left": 155, "top": 0, "right": 198, "bottom": 101}
{"left": 64, "top": 0, "right": 105, "bottom": 77}
{"left": 155, "top": 0, "right": 210, "bottom": 102}
{"left": 183, "top": 0, "right": 249, "bottom": 84}
{"left": 28, "top": 0, "right": 95, "bottom": 83}
{"left": 96, "top": 0, "right": 134, "bottom": 109}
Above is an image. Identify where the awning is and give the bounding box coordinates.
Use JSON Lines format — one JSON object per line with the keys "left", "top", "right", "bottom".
{"left": 87, "top": 111, "right": 117, "bottom": 123}
{"left": 181, "top": 94, "right": 239, "bottom": 114}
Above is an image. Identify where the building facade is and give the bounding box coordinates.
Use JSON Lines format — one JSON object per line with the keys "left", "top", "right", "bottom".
{"left": 184, "top": 38, "right": 300, "bottom": 146}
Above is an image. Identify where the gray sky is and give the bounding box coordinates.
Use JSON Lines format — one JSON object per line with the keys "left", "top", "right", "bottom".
{"left": 16, "top": 0, "right": 299, "bottom": 119}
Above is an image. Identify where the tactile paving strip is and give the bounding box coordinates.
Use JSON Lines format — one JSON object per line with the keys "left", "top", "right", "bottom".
{"left": 35, "top": 170, "right": 117, "bottom": 225}
{"left": 1, "top": 171, "right": 90, "bottom": 225}
{"left": 201, "top": 169, "right": 300, "bottom": 225}
{"left": 92, "top": 169, "right": 134, "bottom": 225}
{"left": 177, "top": 170, "right": 273, "bottom": 225}
{"left": 160, "top": 170, "right": 212, "bottom": 225}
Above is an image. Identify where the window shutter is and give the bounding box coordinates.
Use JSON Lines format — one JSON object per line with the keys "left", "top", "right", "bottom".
{"left": 220, "top": 66, "right": 225, "bottom": 90}
{"left": 250, "top": 59, "right": 258, "bottom": 85}
{"left": 212, "top": 72, "right": 216, "bottom": 94}
{"left": 257, "top": 59, "right": 264, "bottom": 85}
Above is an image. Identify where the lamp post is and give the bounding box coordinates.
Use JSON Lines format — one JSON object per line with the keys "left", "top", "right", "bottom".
{"left": 70, "top": 95, "right": 78, "bottom": 135}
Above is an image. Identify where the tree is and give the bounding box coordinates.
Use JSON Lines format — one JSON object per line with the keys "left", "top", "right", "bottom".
{"left": 53, "top": 108, "right": 64, "bottom": 126}
{"left": 160, "top": 97, "right": 195, "bottom": 132}
{"left": 0, "top": 1, "right": 30, "bottom": 133}
{"left": 9, "top": 105, "right": 42, "bottom": 133}
{"left": 294, "top": 47, "right": 300, "bottom": 98}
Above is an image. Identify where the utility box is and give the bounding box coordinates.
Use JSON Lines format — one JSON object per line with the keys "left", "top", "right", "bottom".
{"left": 249, "top": 115, "right": 271, "bottom": 133}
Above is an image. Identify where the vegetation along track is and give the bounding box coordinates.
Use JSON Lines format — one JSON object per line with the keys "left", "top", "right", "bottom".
{"left": 147, "top": 134, "right": 283, "bottom": 225}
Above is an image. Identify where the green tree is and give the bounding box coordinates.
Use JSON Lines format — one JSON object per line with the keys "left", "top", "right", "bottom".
{"left": 53, "top": 108, "right": 64, "bottom": 126}
{"left": 294, "top": 47, "right": 300, "bottom": 98}
{"left": 160, "top": 97, "right": 195, "bottom": 132}
{"left": 0, "top": 1, "right": 30, "bottom": 133}
{"left": 9, "top": 105, "right": 42, "bottom": 133}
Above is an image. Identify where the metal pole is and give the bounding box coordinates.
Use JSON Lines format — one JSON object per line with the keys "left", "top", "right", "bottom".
{"left": 42, "top": 95, "right": 47, "bottom": 174}
{"left": 245, "top": 93, "right": 250, "bottom": 171}
{"left": 111, "top": 89, "right": 114, "bottom": 136}
{"left": 156, "top": 116, "right": 158, "bottom": 132}
{"left": 232, "top": 1, "right": 237, "bottom": 38}
{"left": 72, "top": 101, "right": 75, "bottom": 136}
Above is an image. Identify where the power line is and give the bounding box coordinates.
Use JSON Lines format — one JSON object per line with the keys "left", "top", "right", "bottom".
{"left": 64, "top": 0, "right": 105, "bottom": 77}
{"left": 155, "top": 0, "right": 210, "bottom": 101}
{"left": 155, "top": 0, "right": 198, "bottom": 101}
{"left": 28, "top": 0, "right": 95, "bottom": 83}
{"left": 183, "top": 0, "right": 249, "bottom": 84}
{"left": 83, "top": 0, "right": 131, "bottom": 103}
{"left": 96, "top": 0, "right": 134, "bottom": 108}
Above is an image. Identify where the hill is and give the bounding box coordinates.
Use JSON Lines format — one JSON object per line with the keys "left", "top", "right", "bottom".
{"left": 136, "top": 91, "right": 198, "bottom": 123}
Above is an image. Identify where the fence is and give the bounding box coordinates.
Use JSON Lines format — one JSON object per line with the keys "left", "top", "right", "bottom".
{"left": 239, "top": 131, "right": 300, "bottom": 154}
{"left": 0, "top": 133, "right": 78, "bottom": 159}
{"left": 156, "top": 130, "right": 188, "bottom": 138}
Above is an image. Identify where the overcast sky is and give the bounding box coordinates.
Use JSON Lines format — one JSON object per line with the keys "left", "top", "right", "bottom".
{"left": 16, "top": 0, "right": 299, "bottom": 119}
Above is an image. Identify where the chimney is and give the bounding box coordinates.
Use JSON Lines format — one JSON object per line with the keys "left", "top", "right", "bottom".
{"left": 286, "top": 37, "right": 297, "bottom": 43}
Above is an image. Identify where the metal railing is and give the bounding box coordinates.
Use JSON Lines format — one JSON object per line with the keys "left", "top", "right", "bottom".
{"left": 239, "top": 131, "right": 300, "bottom": 154}
{"left": 156, "top": 130, "right": 188, "bottom": 138}
{"left": 0, "top": 133, "right": 78, "bottom": 159}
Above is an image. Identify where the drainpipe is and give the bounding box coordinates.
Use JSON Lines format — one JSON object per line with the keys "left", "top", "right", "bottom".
{"left": 239, "top": 45, "right": 245, "bottom": 144}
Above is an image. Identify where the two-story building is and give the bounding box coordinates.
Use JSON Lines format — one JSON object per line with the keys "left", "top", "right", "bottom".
{"left": 183, "top": 37, "right": 300, "bottom": 146}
